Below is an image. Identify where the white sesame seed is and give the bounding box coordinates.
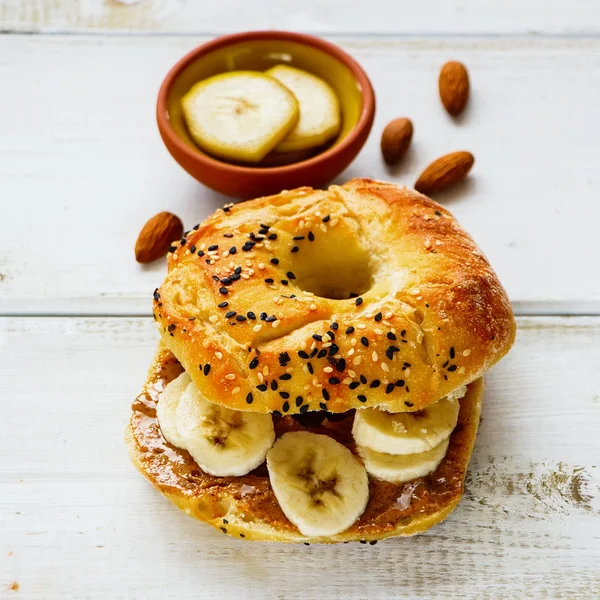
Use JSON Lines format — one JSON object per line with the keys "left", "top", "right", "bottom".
{"left": 245, "top": 259, "right": 252, "bottom": 267}
{"left": 343, "top": 378, "right": 352, "bottom": 385}
{"left": 374, "top": 328, "right": 384, "bottom": 335}
{"left": 225, "top": 373, "right": 236, "bottom": 380}
{"left": 241, "top": 274, "right": 250, "bottom": 280}
{"left": 323, "top": 366, "right": 334, "bottom": 374}
{"left": 312, "top": 377, "right": 318, "bottom": 386}
{"left": 351, "top": 338, "right": 357, "bottom": 346}
{"left": 382, "top": 320, "right": 392, "bottom": 327}
{"left": 322, "top": 342, "right": 332, "bottom": 348}
{"left": 273, "top": 297, "right": 280, "bottom": 304}
{"left": 263, "top": 366, "right": 269, "bottom": 376}
{"left": 348, "top": 370, "right": 356, "bottom": 378}
{"left": 330, "top": 218, "right": 339, "bottom": 227}
{"left": 358, "top": 324, "right": 367, "bottom": 330}
{"left": 209, "top": 315, "right": 218, "bottom": 323}
{"left": 463, "top": 349, "right": 472, "bottom": 356}
{"left": 381, "top": 362, "right": 390, "bottom": 372}
{"left": 223, "top": 251, "right": 230, "bottom": 258}
{"left": 215, "top": 267, "right": 222, "bottom": 274}
{"left": 310, "top": 341, "right": 316, "bottom": 351}
{"left": 310, "top": 304, "right": 317, "bottom": 311}
{"left": 272, "top": 320, "right": 280, "bottom": 328}
{"left": 348, "top": 348, "right": 355, "bottom": 356}
{"left": 215, "top": 351, "right": 223, "bottom": 360}
{"left": 384, "top": 311, "right": 393, "bottom": 319}
{"left": 269, "top": 285, "right": 277, "bottom": 290}
{"left": 248, "top": 269, "right": 255, "bottom": 276}
{"left": 258, "top": 372, "right": 264, "bottom": 383}
{"left": 232, "top": 387, "right": 241, "bottom": 394}
{"left": 404, "top": 368, "right": 411, "bottom": 378}
{"left": 202, "top": 339, "right": 210, "bottom": 348}
{"left": 353, "top": 356, "right": 362, "bottom": 366}
{"left": 458, "top": 366, "right": 466, "bottom": 374}
{"left": 372, "top": 351, "right": 378, "bottom": 362}
{"left": 258, "top": 263, "right": 265, "bottom": 270}
{"left": 320, "top": 223, "right": 327, "bottom": 233}
{"left": 253, "top": 324, "right": 262, "bottom": 332}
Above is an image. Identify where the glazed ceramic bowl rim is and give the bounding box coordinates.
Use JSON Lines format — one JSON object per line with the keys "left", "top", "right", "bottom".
{"left": 157, "top": 30, "right": 375, "bottom": 176}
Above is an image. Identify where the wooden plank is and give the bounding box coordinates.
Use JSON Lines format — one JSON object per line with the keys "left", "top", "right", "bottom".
{"left": 1, "top": 36, "right": 600, "bottom": 315}
{"left": 0, "top": 316, "right": 599, "bottom": 598}
{"left": 1, "top": 0, "right": 600, "bottom": 35}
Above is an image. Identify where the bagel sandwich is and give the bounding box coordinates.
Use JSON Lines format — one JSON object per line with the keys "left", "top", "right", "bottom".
{"left": 127, "top": 178, "right": 515, "bottom": 543}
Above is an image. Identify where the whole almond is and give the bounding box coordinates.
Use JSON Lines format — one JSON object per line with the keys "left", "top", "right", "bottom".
{"left": 135, "top": 211, "right": 184, "bottom": 264}
{"left": 439, "top": 61, "right": 469, "bottom": 116}
{"left": 380, "top": 117, "right": 413, "bottom": 165}
{"left": 414, "top": 151, "right": 474, "bottom": 194}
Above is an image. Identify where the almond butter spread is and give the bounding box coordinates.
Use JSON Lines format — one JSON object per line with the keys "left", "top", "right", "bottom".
{"left": 130, "top": 349, "right": 480, "bottom": 535}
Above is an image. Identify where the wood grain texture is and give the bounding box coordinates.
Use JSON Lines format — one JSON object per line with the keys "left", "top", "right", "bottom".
{"left": 0, "top": 316, "right": 599, "bottom": 598}
{"left": 1, "top": 0, "right": 600, "bottom": 34}
{"left": 0, "top": 35, "right": 599, "bottom": 315}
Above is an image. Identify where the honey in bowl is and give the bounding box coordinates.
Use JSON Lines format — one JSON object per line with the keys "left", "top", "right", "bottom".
{"left": 181, "top": 65, "right": 341, "bottom": 167}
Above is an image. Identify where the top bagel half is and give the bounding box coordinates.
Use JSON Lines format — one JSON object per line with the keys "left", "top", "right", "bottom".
{"left": 153, "top": 178, "right": 515, "bottom": 414}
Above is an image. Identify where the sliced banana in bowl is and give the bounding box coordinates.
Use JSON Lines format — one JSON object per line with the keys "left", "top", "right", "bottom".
{"left": 266, "top": 65, "right": 341, "bottom": 153}
{"left": 358, "top": 438, "right": 450, "bottom": 484}
{"left": 156, "top": 377, "right": 275, "bottom": 477}
{"left": 267, "top": 432, "right": 369, "bottom": 537}
{"left": 181, "top": 71, "right": 299, "bottom": 164}
{"left": 352, "top": 395, "right": 460, "bottom": 456}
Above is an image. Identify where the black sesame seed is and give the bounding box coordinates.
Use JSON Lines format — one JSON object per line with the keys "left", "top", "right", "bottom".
{"left": 335, "top": 358, "right": 346, "bottom": 372}
{"left": 287, "top": 271, "right": 296, "bottom": 279}
{"left": 370, "top": 380, "right": 381, "bottom": 388}
{"left": 293, "top": 236, "right": 305, "bottom": 241}
{"left": 328, "top": 344, "right": 339, "bottom": 356}
{"left": 346, "top": 326, "right": 355, "bottom": 334}
{"left": 249, "top": 357, "right": 259, "bottom": 369}
{"left": 278, "top": 352, "right": 291, "bottom": 366}
{"left": 322, "top": 389, "right": 330, "bottom": 401}
{"left": 231, "top": 273, "right": 240, "bottom": 281}
{"left": 167, "top": 324, "right": 176, "bottom": 332}
{"left": 180, "top": 237, "right": 187, "bottom": 246}
{"left": 322, "top": 215, "right": 331, "bottom": 222}
{"left": 319, "top": 402, "right": 327, "bottom": 410}
{"left": 395, "top": 379, "right": 405, "bottom": 387}
{"left": 279, "top": 391, "right": 290, "bottom": 399}
{"left": 298, "top": 350, "right": 309, "bottom": 359}
{"left": 435, "top": 210, "right": 442, "bottom": 216}
{"left": 308, "top": 231, "right": 315, "bottom": 241}
{"left": 450, "top": 347, "right": 455, "bottom": 359}
{"left": 317, "top": 349, "right": 328, "bottom": 359}
{"left": 208, "top": 244, "right": 218, "bottom": 251}
{"left": 309, "top": 348, "right": 318, "bottom": 358}
{"left": 218, "top": 301, "right": 228, "bottom": 308}
{"left": 279, "top": 373, "right": 292, "bottom": 381}
{"left": 358, "top": 395, "right": 367, "bottom": 403}
{"left": 203, "top": 364, "right": 211, "bottom": 376}
{"left": 360, "top": 375, "right": 367, "bottom": 384}
{"left": 329, "top": 377, "right": 340, "bottom": 385}
{"left": 326, "top": 331, "right": 335, "bottom": 341}
{"left": 291, "top": 246, "right": 299, "bottom": 253}
{"left": 355, "top": 297, "right": 363, "bottom": 306}
{"left": 168, "top": 245, "right": 177, "bottom": 253}
{"left": 405, "top": 401, "right": 414, "bottom": 407}
{"left": 212, "top": 275, "right": 221, "bottom": 282}
{"left": 307, "top": 362, "right": 314, "bottom": 374}
{"left": 256, "top": 384, "right": 268, "bottom": 391}
{"left": 197, "top": 250, "right": 205, "bottom": 257}
{"left": 281, "top": 279, "right": 288, "bottom": 286}
{"left": 219, "top": 287, "right": 228, "bottom": 295}
{"left": 273, "top": 410, "right": 282, "bottom": 418}
{"left": 447, "top": 364, "right": 458, "bottom": 372}
{"left": 223, "top": 233, "right": 234, "bottom": 238}
{"left": 312, "top": 334, "right": 323, "bottom": 342}
{"left": 349, "top": 381, "right": 360, "bottom": 390}
{"left": 268, "top": 233, "right": 277, "bottom": 240}
{"left": 247, "top": 312, "right": 256, "bottom": 320}
{"left": 386, "top": 346, "right": 400, "bottom": 360}
{"left": 374, "top": 312, "right": 382, "bottom": 322}
{"left": 296, "top": 396, "right": 304, "bottom": 407}
{"left": 331, "top": 322, "right": 339, "bottom": 331}
{"left": 300, "top": 405, "right": 309, "bottom": 414}
{"left": 240, "top": 533, "right": 245, "bottom": 538}
{"left": 270, "top": 258, "right": 279, "bottom": 265}
{"left": 220, "top": 527, "right": 227, "bottom": 533}
{"left": 229, "top": 246, "right": 237, "bottom": 254}
{"left": 443, "top": 360, "right": 449, "bottom": 368}
{"left": 225, "top": 311, "right": 236, "bottom": 318}
{"left": 260, "top": 312, "right": 267, "bottom": 321}
{"left": 246, "top": 393, "right": 253, "bottom": 404}
{"left": 385, "top": 383, "right": 395, "bottom": 394}
{"left": 360, "top": 540, "right": 367, "bottom": 544}
{"left": 282, "top": 401, "right": 290, "bottom": 412}
{"left": 264, "top": 278, "right": 274, "bottom": 284}
{"left": 265, "top": 315, "right": 277, "bottom": 323}
{"left": 189, "top": 245, "right": 196, "bottom": 253}
{"left": 153, "top": 288, "right": 160, "bottom": 301}
{"left": 387, "top": 332, "right": 397, "bottom": 341}
{"left": 369, "top": 540, "right": 377, "bottom": 545}
{"left": 361, "top": 336, "right": 369, "bottom": 347}
{"left": 236, "top": 315, "right": 247, "bottom": 322}
{"left": 270, "top": 380, "right": 278, "bottom": 391}
{"left": 401, "top": 330, "right": 407, "bottom": 337}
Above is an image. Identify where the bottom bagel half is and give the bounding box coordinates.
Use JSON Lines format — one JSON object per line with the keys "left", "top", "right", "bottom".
{"left": 126, "top": 342, "right": 483, "bottom": 543}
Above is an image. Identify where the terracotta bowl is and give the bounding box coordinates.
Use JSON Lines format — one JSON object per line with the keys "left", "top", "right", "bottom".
{"left": 157, "top": 31, "right": 375, "bottom": 199}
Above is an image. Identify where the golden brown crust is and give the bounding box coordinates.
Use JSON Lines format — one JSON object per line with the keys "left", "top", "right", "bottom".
{"left": 126, "top": 343, "right": 484, "bottom": 543}
{"left": 154, "top": 179, "right": 514, "bottom": 414}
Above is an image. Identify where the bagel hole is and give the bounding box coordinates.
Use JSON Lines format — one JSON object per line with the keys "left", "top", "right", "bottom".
{"left": 292, "top": 232, "right": 374, "bottom": 300}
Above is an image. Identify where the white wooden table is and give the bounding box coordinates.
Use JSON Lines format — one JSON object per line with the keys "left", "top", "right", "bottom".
{"left": 1, "top": 2, "right": 599, "bottom": 598}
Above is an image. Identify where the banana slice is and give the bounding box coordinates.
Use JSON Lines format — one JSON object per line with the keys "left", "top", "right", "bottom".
{"left": 176, "top": 381, "right": 275, "bottom": 477}
{"left": 358, "top": 438, "right": 450, "bottom": 484}
{"left": 156, "top": 371, "right": 191, "bottom": 448}
{"left": 267, "top": 432, "right": 369, "bottom": 537}
{"left": 266, "top": 65, "right": 341, "bottom": 153}
{"left": 352, "top": 394, "right": 461, "bottom": 455}
{"left": 182, "top": 71, "right": 299, "bottom": 163}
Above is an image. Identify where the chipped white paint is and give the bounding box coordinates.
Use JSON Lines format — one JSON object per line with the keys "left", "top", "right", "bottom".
{"left": 1, "top": 0, "right": 600, "bottom": 34}
{"left": 1, "top": 36, "right": 600, "bottom": 315}
{"left": 0, "top": 316, "right": 599, "bottom": 598}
